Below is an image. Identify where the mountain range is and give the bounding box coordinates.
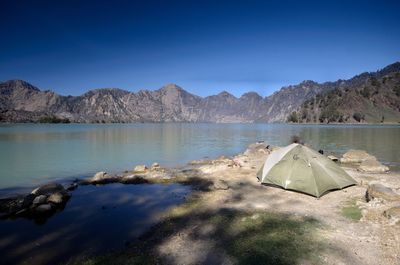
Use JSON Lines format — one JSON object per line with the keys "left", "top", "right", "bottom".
{"left": 1, "top": 62, "right": 399, "bottom": 123}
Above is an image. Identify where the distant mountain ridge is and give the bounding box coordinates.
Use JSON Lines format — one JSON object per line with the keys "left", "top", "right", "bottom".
{"left": 1, "top": 62, "right": 399, "bottom": 123}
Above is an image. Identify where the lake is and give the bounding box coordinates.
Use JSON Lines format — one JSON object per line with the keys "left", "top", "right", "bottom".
{"left": 0, "top": 183, "right": 190, "bottom": 264}
{"left": 0, "top": 123, "right": 399, "bottom": 190}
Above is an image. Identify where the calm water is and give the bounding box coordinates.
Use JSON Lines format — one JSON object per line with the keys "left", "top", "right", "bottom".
{"left": 0, "top": 183, "right": 190, "bottom": 264}
{"left": 0, "top": 123, "right": 399, "bottom": 189}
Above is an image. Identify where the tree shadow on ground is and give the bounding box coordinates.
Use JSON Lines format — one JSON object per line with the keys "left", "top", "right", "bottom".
{"left": 75, "top": 198, "right": 326, "bottom": 265}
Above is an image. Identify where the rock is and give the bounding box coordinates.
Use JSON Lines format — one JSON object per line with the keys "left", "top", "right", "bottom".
{"left": 244, "top": 142, "right": 269, "bottom": 156}
{"left": 151, "top": 162, "right": 161, "bottom": 171}
{"left": 189, "top": 159, "right": 212, "bottom": 165}
{"left": 66, "top": 183, "right": 78, "bottom": 191}
{"left": 31, "top": 183, "right": 66, "bottom": 196}
{"left": 32, "top": 195, "right": 47, "bottom": 205}
{"left": 22, "top": 194, "right": 36, "bottom": 208}
{"left": 358, "top": 159, "right": 389, "bottom": 173}
{"left": 120, "top": 174, "right": 148, "bottom": 184}
{"left": 340, "top": 150, "right": 376, "bottom": 164}
{"left": 85, "top": 171, "right": 117, "bottom": 184}
{"left": 47, "top": 192, "right": 68, "bottom": 204}
{"left": 383, "top": 206, "right": 400, "bottom": 224}
{"left": 212, "top": 180, "right": 229, "bottom": 190}
{"left": 134, "top": 165, "right": 148, "bottom": 172}
{"left": 34, "top": 204, "right": 53, "bottom": 213}
{"left": 327, "top": 155, "right": 338, "bottom": 162}
{"left": 366, "top": 182, "right": 400, "bottom": 202}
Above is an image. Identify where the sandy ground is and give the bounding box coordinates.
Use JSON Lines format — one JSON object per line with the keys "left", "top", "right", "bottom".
{"left": 152, "top": 146, "right": 400, "bottom": 265}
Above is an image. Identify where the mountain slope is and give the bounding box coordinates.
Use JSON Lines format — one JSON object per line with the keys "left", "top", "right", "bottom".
{"left": 1, "top": 62, "right": 399, "bottom": 123}
{"left": 291, "top": 71, "right": 400, "bottom": 123}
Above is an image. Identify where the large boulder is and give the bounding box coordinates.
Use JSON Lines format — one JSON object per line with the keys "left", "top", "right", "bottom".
{"left": 340, "top": 150, "right": 376, "bottom": 164}
{"left": 366, "top": 182, "right": 400, "bottom": 202}
{"left": 358, "top": 159, "right": 389, "bottom": 173}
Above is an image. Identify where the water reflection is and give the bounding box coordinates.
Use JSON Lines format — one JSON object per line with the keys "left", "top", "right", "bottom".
{"left": 0, "top": 124, "right": 399, "bottom": 188}
{"left": 0, "top": 183, "right": 190, "bottom": 264}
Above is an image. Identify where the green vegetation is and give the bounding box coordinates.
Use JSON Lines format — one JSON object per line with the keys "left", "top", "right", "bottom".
{"left": 352, "top": 112, "right": 364, "bottom": 122}
{"left": 341, "top": 200, "right": 362, "bottom": 221}
{"left": 39, "top": 115, "right": 70, "bottom": 123}
{"left": 287, "top": 111, "right": 299, "bottom": 123}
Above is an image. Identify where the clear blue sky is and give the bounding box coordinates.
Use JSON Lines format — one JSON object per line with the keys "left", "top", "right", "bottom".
{"left": 0, "top": 0, "right": 399, "bottom": 97}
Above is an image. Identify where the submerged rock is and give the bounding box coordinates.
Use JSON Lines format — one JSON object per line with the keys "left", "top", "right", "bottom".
{"left": 358, "top": 159, "right": 389, "bottom": 173}
{"left": 366, "top": 182, "right": 400, "bottom": 202}
{"left": 340, "top": 150, "right": 376, "bottom": 164}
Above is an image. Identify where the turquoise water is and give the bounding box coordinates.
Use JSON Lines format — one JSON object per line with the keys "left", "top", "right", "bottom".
{"left": 0, "top": 123, "right": 399, "bottom": 189}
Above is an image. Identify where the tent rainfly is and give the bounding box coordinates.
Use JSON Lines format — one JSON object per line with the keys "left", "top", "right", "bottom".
{"left": 257, "top": 143, "right": 357, "bottom": 197}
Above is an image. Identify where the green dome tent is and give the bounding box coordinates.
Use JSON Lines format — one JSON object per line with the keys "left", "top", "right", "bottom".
{"left": 257, "top": 143, "right": 357, "bottom": 197}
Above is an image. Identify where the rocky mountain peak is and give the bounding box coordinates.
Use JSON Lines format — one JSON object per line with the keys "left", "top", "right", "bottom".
{"left": 1, "top": 79, "right": 40, "bottom": 91}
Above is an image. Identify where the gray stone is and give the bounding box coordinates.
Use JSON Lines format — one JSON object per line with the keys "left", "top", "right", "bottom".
{"left": 33, "top": 195, "right": 47, "bottom": 205}
{"left": 358, "top": 159, "right": 389, "bottom": 173}
{"left": 340, "top": 150, "right": 376, "bottom": 164}
{"left": 366, "top": 182, "right": 400, "bottom": 202}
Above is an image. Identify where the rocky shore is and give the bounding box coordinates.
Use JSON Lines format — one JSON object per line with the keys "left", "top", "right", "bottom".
{"left": 1, "top": 143, "right": 399, "bottom": 264}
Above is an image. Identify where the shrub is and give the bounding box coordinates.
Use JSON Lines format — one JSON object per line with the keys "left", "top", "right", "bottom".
{"left": 353, "top": 112, "right": 364, "bottom": 122}
{"left": 287, "top": 112, "right": 299, "bottom": 123}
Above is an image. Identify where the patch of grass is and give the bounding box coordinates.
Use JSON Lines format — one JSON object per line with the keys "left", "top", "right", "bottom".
{"left": 341, "top": 199, "right": 362, "bottom": 221}
{"left": 223, "top": 211, "right": 323, "bottom": 265}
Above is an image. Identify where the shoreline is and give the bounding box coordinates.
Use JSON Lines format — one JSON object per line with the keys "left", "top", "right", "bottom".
{"left": 1, "top": 143, "right": 400, "bottom": 264}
